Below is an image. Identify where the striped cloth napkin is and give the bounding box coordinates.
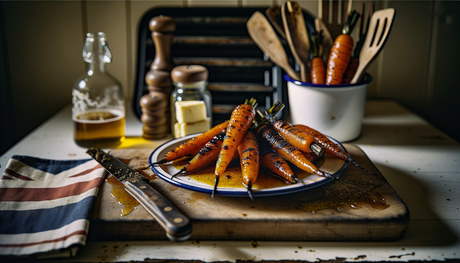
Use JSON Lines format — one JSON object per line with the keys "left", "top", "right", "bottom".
{"left": 0, "top": 155, "right": 106, "bottom": 258}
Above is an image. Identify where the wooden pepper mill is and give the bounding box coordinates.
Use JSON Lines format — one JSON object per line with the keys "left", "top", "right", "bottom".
{"left": 140, "top": 15, "right": 176, "bottom": 139}
{"left": 140, "top": 71, "right": 169, "bottom": 139}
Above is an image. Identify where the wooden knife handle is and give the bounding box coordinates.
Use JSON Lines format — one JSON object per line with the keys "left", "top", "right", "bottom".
{"left": 124, "top": 179, "right": 192, "bottom": 242}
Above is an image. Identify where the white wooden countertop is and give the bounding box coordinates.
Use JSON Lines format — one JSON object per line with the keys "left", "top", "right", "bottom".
{"left": 1, "top": 100, "right": 459, "bottom": 262}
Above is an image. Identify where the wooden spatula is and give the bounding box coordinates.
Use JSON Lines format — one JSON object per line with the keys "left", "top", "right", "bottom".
{"left": 351, "top": 8, "right": 396, "bottom": 84}
{"left": 282, "top": 1, "right": 311, "bottom": 83}
{"left": 247, "top": 11, "right": 300, "bottom": 81}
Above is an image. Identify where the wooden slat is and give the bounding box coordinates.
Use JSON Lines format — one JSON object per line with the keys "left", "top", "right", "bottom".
{"left": 173, "top": 36, "right": 253, "bottom": 44}
{"left": 207, "top": 83, "right": 273, "bottom": 92}
{"left": 173, "top": 57, "right": 272, "bottom": 67}
{"left": 212, "top": 105, "right": 236, "bottom": 114}
{"left": 174, "top": 17, "right": 247, "bottom": 24}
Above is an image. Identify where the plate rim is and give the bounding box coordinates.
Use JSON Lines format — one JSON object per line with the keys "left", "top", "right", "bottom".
{"left": 149, "top": 133, "right": 349, "bottom": 197}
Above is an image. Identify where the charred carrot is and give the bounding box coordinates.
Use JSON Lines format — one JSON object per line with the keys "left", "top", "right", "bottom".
{"left": 294, "top": 124, "right": 376, "bottom": 174}
{"left": 310, "top": 32, "right": 326, "bottom": 85}
{"left": 171, "top": 129, "right": 226, "bottom": 178}
{"left": 213, "top": 98, "right": 257, "bottom": 197}
{"left": 325, "top": 10, "right": 360, "bottom": 85}
{"left": 265, "top": 116, "right": 324, "bottom": 157}
{"left": 264, "top": 101, "right": 324, "bottom": 157}
{"left": 259, "top": 141, "right": 298, "bottom": 184}
{"left": 256, "top": 124, "right": 334, "bottom": 178}
{"left": 342, "top": 3, "right": 371, "bottom": 84}
{"left": 342, "top": 57, "right": 359, "bottom": 84}
{"left": 151, "top": 121, "right": 229, "bottom": 166}
{"left": 302, "top": 151, "right": 323, "bottom": 165}
{"left": 237, "top": 131, "right": 260, "bottom": 200}
{"left": 294, "top": 124, "right": 348, "bottom": 160}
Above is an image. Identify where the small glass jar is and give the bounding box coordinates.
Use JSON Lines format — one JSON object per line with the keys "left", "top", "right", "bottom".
{"left": 72, "top": 32, "right": 125, "bottom": 148}
{"left": 170, "top": 65, "right": 212, "bottom": 138}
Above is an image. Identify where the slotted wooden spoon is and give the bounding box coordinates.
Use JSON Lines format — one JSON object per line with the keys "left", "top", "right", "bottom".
{"left": 247, "top": 11, "right": 300, "bottom": 81}
{"left": 351, "top": 8, "right": 396, "bottom": 84}
{"left": 282, "top": 1, "right": 311, "bottom": 83}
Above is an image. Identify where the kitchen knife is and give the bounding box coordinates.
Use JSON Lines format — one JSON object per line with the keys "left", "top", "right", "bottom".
{"left": 86, "top": 148, "right": 192, "bottom": 242}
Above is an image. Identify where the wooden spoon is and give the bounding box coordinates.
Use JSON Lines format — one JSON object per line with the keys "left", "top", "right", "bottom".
{"left": 247, "top": 11, "right": 300, "bottom": 81}
{"left": 266, "top": 4, "right": 286, "bottom": 39}
{"left": 282, "top": 1, "right": 311, "bottom": 83}
{"left": 351, "top": 8, "right": 396, "bottom": 84}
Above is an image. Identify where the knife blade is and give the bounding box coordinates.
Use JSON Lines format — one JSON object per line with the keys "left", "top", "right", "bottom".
{"left": 86, "top": 148, "right": 192, "bottom": 242}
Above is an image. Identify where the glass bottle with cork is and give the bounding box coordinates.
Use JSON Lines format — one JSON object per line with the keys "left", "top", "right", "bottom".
{"left": 170, "top": 65, "right": 212, "bottom": 138}
{"left": 72, "top": 32, "right": 125, "bottom": 148}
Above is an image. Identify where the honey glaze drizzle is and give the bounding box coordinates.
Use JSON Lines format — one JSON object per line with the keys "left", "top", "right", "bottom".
{"left": 104, "top": 157, "right": 155, "bottom": 217}
{"left": 172, "top": 157, "right": 322, "bottom": 189}
{"left": 105, "top": 175, "right": 139, "bottom": 216}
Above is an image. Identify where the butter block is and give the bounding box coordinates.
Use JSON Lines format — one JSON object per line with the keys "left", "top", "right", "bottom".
{"left": 175, "top": 118, "right": 211, "bottom": 137}
{"left": 174, "top": 122, "right": 181, "bottom": 138}
{"left": 175, "top": 101, "right": 207, "bottom": 123}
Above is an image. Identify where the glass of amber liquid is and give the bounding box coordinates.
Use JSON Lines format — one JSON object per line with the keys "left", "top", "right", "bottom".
{"left": 72, "top": 32, "right": 125, "bottom": 148}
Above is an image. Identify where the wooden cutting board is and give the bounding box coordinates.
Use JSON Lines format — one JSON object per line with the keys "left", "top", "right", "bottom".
{"left": 88, "top": 144, "right": 409, "bottom": 241}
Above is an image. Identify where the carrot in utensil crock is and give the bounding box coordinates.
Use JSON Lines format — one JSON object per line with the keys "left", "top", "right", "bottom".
{"left": 342, "top": 2, "right": 372, "bottom": 84}
{"left": 325, "top": 10, "right": 360, "bottom": 85}
{"left": 310, "top": 31, "right": 326, "bottom": 85}
{"left": 342, "top": 57, "right": 359, "bottom": 84}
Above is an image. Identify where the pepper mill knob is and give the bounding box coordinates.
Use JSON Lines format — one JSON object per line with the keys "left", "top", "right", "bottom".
{"left": 171, "top": 65, "right": 209, "bottom": 84}
{"left": 149, "top": 15, "right": 176, "bottom": 33}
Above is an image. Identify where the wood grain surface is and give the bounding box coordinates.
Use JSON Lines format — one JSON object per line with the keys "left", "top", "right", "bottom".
{"left": 88, "top": 144, "right": 410, "bottom": 241}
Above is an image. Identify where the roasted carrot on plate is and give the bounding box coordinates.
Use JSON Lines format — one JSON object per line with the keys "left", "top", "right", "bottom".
{"left": 259, "top": 140, "right": 298, "bottom": 184}
{"left": 325, "top": 10, "right": 360, "bottom": 85}
{"left": 294, "top": 124, "right": 376, "bottom": 174}
{"left": 256, "top": 124, "right": 335, "bottom": 179}
{"left": 213, "top": 98, "right": 257, "bottom": 198}
{"left": 237, "top": 131, "right": 260, "bottom": 200}
{"left": 263, "top": 101, "right": 324, "bottom": 158}
{"left": 171, "top": 129, "right": 227, "bottom": 179}
{"left": 150, "top": 121, "right": 229, "bottom": 166}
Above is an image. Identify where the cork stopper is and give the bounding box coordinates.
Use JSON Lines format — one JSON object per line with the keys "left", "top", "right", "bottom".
{"left": 171, "top": 65, "right": 209, "bottom": 84}
{"left": 149, "top": 16, "right": 176, "bottom": 33}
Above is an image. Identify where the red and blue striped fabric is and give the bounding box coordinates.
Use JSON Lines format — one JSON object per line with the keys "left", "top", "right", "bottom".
{"left": 0, "top": 155, "right": 106, "bottom": 257}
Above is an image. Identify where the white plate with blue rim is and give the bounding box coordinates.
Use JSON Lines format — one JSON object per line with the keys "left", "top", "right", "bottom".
{"left": 149, "top": 133, "right": 349, "bottom": 197}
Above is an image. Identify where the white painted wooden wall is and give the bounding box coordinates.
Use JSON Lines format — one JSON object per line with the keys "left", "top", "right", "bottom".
{"left": 1, "top": 0, "right": 458, "bottom": 154}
